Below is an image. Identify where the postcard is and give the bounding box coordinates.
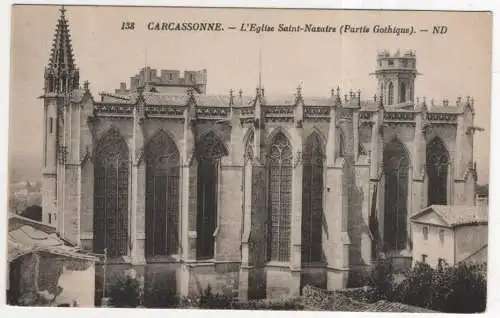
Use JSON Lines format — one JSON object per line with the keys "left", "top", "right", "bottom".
{"left": 7, "top": 4, "right": 491, "bottom": 313}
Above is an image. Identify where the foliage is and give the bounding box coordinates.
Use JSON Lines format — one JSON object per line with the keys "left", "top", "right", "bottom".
{"left": 368, "top": 255, "right": 394, "bottom": 300}
{"left": 393, "top": 261, "right": 486, "bottom": 313}
{"left": 108, "top": 275, "right": 141, "bottom": 308}
{"left": 392, "top": 261, "right": 435, "bottom": 308}
{"left": 347, "top": 270, "right": 371, "bottom": 288}
{"left": 21, "top": 205, "right": 42, "bottom": 222}
{"left": 181, "top": 285, "right": 234, "bottom": 309}
{"left": 180, "top": 285, "right": 303, "bottom": 310}
{"left": 142, "top": 279, "right": 179, "bottom": 308}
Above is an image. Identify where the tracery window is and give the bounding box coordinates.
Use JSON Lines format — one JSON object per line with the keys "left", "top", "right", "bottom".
{"left": 196, "top": 132, "right": 228, "bottom": 260}
{"left": 426, "top": 137, "right": 449, "bottom": 206}
{"left": 145, "top": 130, "right": 180, "bottom": 257}
{"left": 267, "top": 132, "right": 293, "bottom": 262}
{"left": 388, "top": 82, "right": 394, "bottom": 105}
{"left": 302, "top": 133, "right": 324, "bottom": 263}
{"left": 383, "top": 139, "right": 410, "bottom": 252}
{"left": 93, "top": 129, "right": 130, "bottom": 257}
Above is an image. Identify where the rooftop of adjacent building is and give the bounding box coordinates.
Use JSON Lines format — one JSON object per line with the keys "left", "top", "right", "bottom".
{"left": 411, "top": 205, "right": 488, "bottom": 228}
{"left": 8, "top": 213, "right": 98, "bottom": 263}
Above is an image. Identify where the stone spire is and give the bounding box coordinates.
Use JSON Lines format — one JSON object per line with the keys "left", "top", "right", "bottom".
{"left": 44, "top": 5, "right": 79, "bottom": 94}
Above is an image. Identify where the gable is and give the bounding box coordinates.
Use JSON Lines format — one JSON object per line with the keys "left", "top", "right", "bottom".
{"left": 411, "top": 211, "right": 449, "bottom": 227}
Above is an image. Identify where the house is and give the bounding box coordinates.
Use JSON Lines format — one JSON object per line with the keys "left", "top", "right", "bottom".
{"left": 410, "top": 205, "right": 488, "bottom": 268}
{"left": 7, "top": 214, "right": 99, "bottom": 307}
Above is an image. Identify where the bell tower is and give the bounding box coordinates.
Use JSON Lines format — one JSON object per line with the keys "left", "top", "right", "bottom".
{"left": 41, "top": 6, "right": 79, "bottom": 226}
{"left": 373, "top": 50, "right": 419, "bottom": 106}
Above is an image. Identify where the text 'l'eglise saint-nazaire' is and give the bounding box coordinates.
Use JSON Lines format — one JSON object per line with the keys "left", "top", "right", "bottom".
{"left": 239, "top": 23, "right": 337, "bottom": 33}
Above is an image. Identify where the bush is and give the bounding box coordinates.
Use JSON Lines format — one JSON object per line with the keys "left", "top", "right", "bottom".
{"left": 392, "top": 261, "right": 435, "bottom": 308}
{"left": 368, "top": 255, "right": 394, "bottom": 300}
{"left": 198, "top": 285, "right": 234, "bottom": 309}
{"left": 108, "top": 276, "right": 141, "bottom": 308}
{"left": 142, "top": 281, "right": 179, "bottom": 308}
{"left": 179, "top": 285, "right": 304, "bottom": 310}
{"left": 393, "top": 261, "right": 486, "bottom": 313}
{"left": 180, "top": 285, "right": 234, "bottom": 309}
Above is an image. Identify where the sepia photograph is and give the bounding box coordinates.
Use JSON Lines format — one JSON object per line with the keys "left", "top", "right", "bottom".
{"left": 5, "top": 4, "right": 492, "bottom": 313}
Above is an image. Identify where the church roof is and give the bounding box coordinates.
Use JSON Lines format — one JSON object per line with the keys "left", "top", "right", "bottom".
{"left": 47, "top": 6, "right": 76, "bottom": 72}
{"left": 410, "top": 205, "right": 488, "bottom": 228}
{"left": 94, "top": 90, "right": 467, "bottom": 116}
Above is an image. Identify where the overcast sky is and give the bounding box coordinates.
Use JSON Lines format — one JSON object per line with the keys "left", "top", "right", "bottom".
{"left": 9, "top": 5, "right": 492, "bottom": 183}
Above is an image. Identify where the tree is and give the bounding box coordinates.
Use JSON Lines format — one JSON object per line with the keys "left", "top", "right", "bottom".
{"left": 21, "top": 205, "right": 42, "bottom": 222}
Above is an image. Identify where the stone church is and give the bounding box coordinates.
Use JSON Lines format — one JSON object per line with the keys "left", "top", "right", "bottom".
{"left": 40, "top": 8, "right": 479, "bottom": 300}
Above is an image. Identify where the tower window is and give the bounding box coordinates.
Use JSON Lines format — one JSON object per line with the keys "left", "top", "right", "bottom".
{"left": 399, "top": 82, "right": 406, "bottom": 103}
{"left": 49, "top": 117, "right": 54, "bottom": 134}
{"left": 423, "top": 226, "right": 429, "bottom": 240}
{"left": 387, "top": 82, "right": 394, "bottom": 105}
{"left": 403, "top": 60, "right": 408, "bottom": 67}
{"left": 48, "top": 213, "right": 52, "bottom": 224}
{"left": 169, "top": 73, "right": 173, "bottom": 80}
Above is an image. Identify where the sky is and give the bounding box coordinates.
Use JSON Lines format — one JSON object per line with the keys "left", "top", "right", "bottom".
{"left": 9, "top": 5, "right": 492, "bottom": 183}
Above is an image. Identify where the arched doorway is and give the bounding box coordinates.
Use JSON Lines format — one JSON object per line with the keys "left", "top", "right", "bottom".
{"left": 93, "top": 129, "right": 130, "bottom": 257}
{"left": 383, "top": 139, "right": 410, "bottom": 252}
{"left": 145, "top": 130, "right": 180, "bottom": 257}
{"left": 301, "top": 133, "right": 324, "bottom": 263}
{"left": 196, "top": 132, "right": 228, "bottom": 260}
{"left": 426, "top": 137, "right": 450, "bottom": 205}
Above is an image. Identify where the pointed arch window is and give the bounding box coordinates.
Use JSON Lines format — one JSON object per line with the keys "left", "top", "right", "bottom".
{"left": 302, "top": 133, "right": 324, "bottom": 263}
{"left": 388, "top": 82, "right": 394, "bottom": 105}
{"left": 383, "top": 139, "right": 410, "bottom": 252}
{"left": 399, "top": 82, "right": 406, "bottom": 103}
{"left": 426, "top": 137, "right": 450, "bottom": 205}
{"left": 145, "top": 131, "right": 180, "bottom": 257}
{"left": 93, "top": 129, "right": 130, "bottom": 257}
{"left": 337, "top": 129, "right": 345, "bottom": 158}
{"left": 196, "top": 132, "right": 228, "bottom": 260}
{"left": 267, "top": 132, "right": 293, "bottom": 262}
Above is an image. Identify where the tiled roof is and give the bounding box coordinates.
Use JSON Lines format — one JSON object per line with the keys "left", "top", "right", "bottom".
{"left": 429, "top": 105, "right": 464, "bottom": 114}
{"left": 195, "top": 95, "right": 230, "bottom": 107}
{"left": 412, "top": 205, "right": 488, "bottom": 227}
{"left": 8, "top": 215, "right": 98, "bottom": 262}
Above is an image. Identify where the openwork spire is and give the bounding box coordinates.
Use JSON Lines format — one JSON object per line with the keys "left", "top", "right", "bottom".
{"left": 44, "top": 6, "right": 79, "bottom": 94}
{"left": 49, "top": 6, "right": 75, "bottom": 70}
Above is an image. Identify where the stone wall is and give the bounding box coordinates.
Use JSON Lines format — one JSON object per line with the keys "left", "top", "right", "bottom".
{"left": 10, "top": 252, "right": 95, "bottom": 307}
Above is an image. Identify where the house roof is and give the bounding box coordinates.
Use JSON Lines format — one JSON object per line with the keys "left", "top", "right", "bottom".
{"left": 8, "top": 214, "right": 98, "bottom": 263}
{"left": 410, "top": 205, "right": 488, "bottom": 228}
